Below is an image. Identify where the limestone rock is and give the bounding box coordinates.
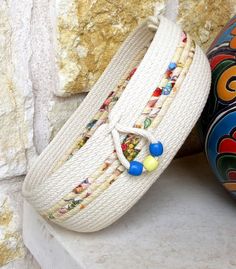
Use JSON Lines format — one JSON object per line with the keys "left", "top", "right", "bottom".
{"left": 177, "top": 0, "right": 236, "bottom": 51}
{"left": 55, "top": 0, "right": 166, "bottom": 95}
{"left": 2, "top": 251, "right": 41, "bottom": 269}
{"left": 48, "top": 95, "right": 86, "bottom": 140}
{"left": 30, "top": 0, "right": 86, "bottom": 153}
{"left": 29, "top": 0, "right": 166, "bottom": 151}
{"left": 0, "top": 178, "right": 28, "bottom": 267}
{"left": 0, "top": 177, "right": 41, "bottom": 268}
{"left": 0, "top": 0, "right": 36, "bottom": 179}
{"left": 33, "top": 84, "right": 85, "bottom": 153}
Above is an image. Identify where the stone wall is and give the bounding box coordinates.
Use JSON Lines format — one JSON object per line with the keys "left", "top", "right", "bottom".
{"left": 0, "top": 0, "right": 35, "bottom": 180}
{"left": 55, "top": 0, "right": 166, "bottom": 95}
{"left": 0, "top": 0, "right": 235, "bottom": 267}
{"left": 178, "top": 0, "right": 235, "bottom": 51}
{"left": 0, "top": 177, "right": 40, "bottom": 269}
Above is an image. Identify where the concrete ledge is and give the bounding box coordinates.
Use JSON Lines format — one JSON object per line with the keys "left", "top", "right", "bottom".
{"left": 23, "top": 154, "right": 236, "bottom": 269}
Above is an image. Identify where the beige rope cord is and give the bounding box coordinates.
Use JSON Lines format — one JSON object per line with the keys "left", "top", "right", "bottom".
{"left": 23, "top": 15, "right": 211, "bottom": 232}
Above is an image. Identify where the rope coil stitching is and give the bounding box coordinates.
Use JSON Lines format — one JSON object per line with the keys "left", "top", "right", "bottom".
{"left": 45, "top": 29, "right": 193, "bottom": 220}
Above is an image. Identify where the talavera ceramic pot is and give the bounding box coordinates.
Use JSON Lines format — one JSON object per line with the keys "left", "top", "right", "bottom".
{"left": 201, "top": 15, "right": 236, "bottom": 198}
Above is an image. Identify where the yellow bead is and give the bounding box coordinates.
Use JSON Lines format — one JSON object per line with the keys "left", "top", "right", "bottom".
{"left": 143, "top": 155, "right": 159, "bottom": 172}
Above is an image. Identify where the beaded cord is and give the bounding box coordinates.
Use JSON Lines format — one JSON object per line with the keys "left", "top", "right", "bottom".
{"left": 109, "top": 60, "right": 179, "bottom": 176}
{"left": 110, "top": 120, "right": 163, "bottom": 176}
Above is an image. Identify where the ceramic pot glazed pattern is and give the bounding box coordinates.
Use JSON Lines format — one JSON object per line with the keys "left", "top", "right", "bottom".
{"left": 201, "top": 15, "right": 236, "bottom": 197}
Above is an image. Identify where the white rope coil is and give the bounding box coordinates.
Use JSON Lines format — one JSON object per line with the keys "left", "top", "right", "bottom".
{"left": 22, "top": 14, "right": 211, "bottom": 232}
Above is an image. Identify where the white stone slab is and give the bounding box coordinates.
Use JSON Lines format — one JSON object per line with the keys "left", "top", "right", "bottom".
{"left": 0, "top": 0, "right": 36, "bottom": 179}
{"left": 23, "top": 154, "right": 236, "bottom": 269}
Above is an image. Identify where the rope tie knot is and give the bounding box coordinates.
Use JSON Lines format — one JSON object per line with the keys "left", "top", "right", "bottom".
{"left": 108, "top": 118, "right": 163, "bottom": 176}
{"left": 147, "top": 2, "right": 166, "bottom": 31}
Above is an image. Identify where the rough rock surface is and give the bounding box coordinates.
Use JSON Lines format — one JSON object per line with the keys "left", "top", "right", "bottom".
{"left": 177, "top": 0, "right": 236, "bottom": 51}
{"left": 0, "top": 0, "right": 36, "bottom": 179}
{"left": 2, "top": 252, "right": 40, "bottom": 269}
{"left": 0, "top": 177, "right": 40, "bottom": 269}
{"left": 30, "top": 0, "right": 86, "bottom": 153}
{"left": 55, "top": 0, "right": 166, "bottom": 95}
{"left": 48, "top": 95, "right": 86, "bottom": 140}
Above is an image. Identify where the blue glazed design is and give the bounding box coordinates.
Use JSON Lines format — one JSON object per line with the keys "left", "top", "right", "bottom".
{"left": 201, "top": 15, "right": 236, "bottom": 197}
{"left": 206, "top": 107, "right": 236, "bottom": 180}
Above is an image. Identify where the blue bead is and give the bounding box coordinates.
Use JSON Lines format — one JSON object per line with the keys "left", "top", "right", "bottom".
{"left": 128, "top": 161, "right": 143, "bottom": 176}
{"left": 168, "top": 62, "right": 177, "bottom": 70}
{"left": 163, "top": 88, "right": 170, "bottom": 95}
{"left": 149, "top": 142, "right": 163, "bottom": 157}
